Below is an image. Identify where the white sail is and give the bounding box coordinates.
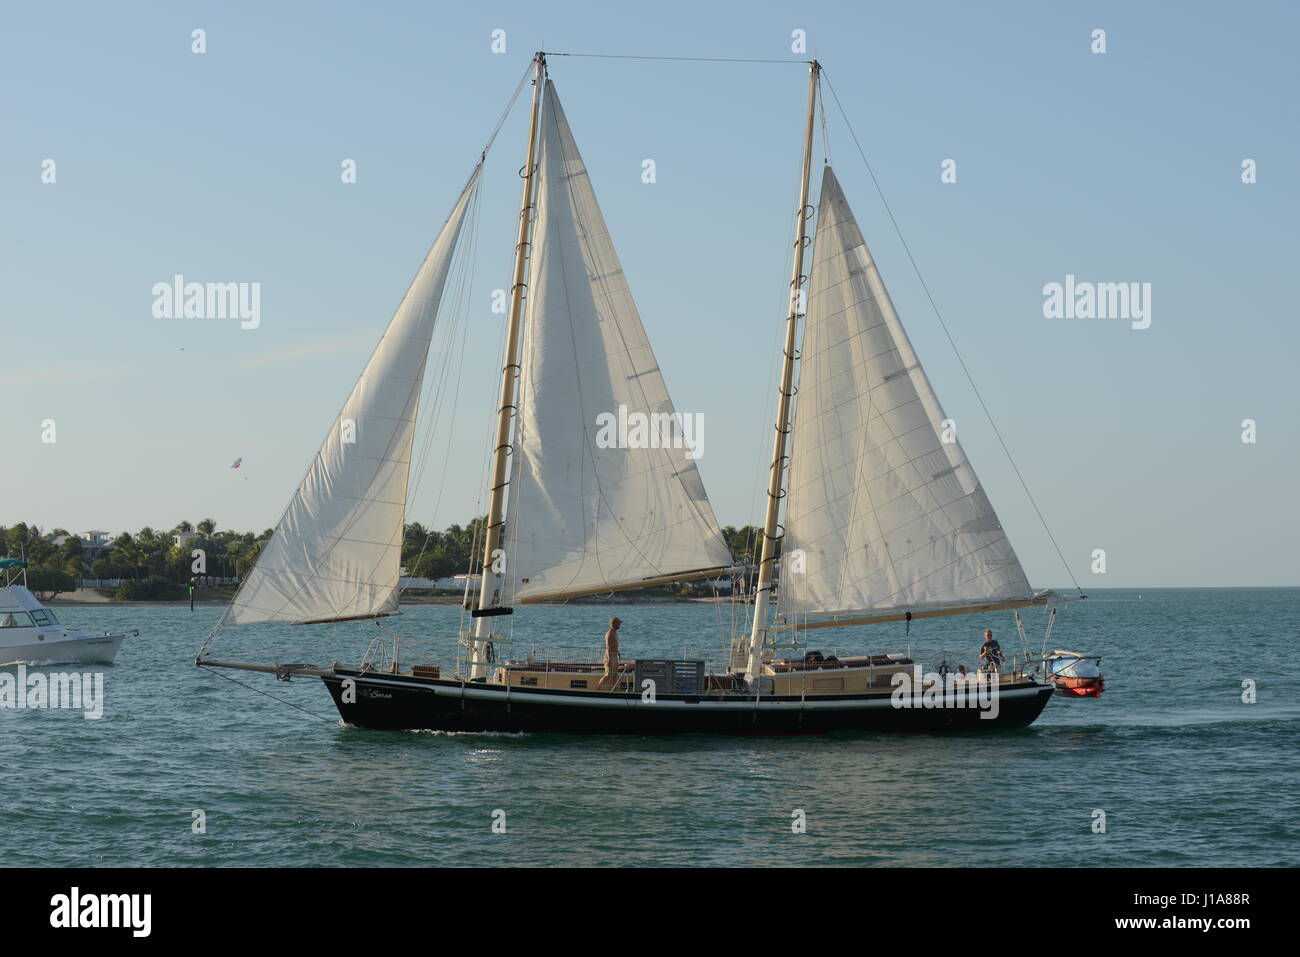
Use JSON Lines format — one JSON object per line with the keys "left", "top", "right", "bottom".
{"left": 779, "top": 166, "right": 1033, "bottom": 620}
{"left": 222, "top": 168, "right": 480, "bottom": 626}
{"left": 500, "top": 81, "right": 732, "bottom": 603}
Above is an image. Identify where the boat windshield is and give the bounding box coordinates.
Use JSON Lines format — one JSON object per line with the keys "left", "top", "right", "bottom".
{"left": 30, "top": 609, "right": 57, "bottom": 626}
{"left": 0, "top": 611, "right": 35, "bottom": 628}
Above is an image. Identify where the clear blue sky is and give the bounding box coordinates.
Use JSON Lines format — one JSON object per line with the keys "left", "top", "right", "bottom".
{"left": 2, "top": 0, "right": 1296, "bottom": 587}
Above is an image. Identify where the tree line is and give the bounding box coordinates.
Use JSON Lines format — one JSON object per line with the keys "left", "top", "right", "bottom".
{"left": 400, "top": 521, "right": 766, "bottom": 580}
{"left": 1, "top": 519, "right": 768, "bottom": 599}
{"left": 1, "top": 521, "right": 270, "bottom": 583}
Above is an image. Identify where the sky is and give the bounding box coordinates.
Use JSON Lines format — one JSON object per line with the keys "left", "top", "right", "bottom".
{"left": 2, "top": 0, "right": 1296, "bottom": 588}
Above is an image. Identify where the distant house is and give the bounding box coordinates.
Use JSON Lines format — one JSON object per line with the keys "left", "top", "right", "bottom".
{"left": 174, "top": 531, "right": 200, "bottom": 548}
{"left": 81, "top": 531, "right": 114, "bottom": 559}
{"left": 46, "top": 530, "right": 115, "bottom": 559}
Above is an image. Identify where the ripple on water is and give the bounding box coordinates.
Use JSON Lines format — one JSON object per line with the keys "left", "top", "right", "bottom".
{"left": 3, "top": 590, "right": 1297, "bottom": 866}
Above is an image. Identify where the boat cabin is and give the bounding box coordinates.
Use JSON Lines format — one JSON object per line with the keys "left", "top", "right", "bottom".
{"left": 467, "top": 649, "right": 1031, "bottom": 697}
{"left": 0, "top": 586, "right": 66, "bottom": 640}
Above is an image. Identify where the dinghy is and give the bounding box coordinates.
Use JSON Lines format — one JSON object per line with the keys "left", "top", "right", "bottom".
{"left": 1044, "top": 650, "right": 1105, "bottom": 698}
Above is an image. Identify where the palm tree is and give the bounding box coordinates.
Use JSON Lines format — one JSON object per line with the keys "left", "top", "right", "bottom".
{"left": 223, "top": 541, "right": 244, "bottom": 580}
{"left": 7, "top": 523, "right": 52, "bottom": 564}
{"left": 59, "top": 535, "right": 85, "bottom": 576}
{"left": 112, "top": 533, "right": 142, "bottom": 580}
{"left": 233, "top": 539, "right": 267, "bottom": 578}
{"left": 134, "top": 528, "right": 166, "bottom": 576}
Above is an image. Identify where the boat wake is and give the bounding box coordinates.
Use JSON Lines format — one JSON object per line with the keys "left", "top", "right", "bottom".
{"left": 1040, "top": 704, "right": 1300, "bottom": 733}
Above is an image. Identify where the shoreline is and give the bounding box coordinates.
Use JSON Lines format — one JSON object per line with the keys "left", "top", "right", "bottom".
{"left": 41, "top": 585, "right": 1300, "bottom": 608}
{"left": 45, "top": 596, "right": 732, "bottom": 608}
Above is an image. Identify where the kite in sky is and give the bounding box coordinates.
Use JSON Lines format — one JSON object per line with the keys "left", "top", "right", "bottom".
{"left": 230, "top": 458, "right": 242, "bottom": 469}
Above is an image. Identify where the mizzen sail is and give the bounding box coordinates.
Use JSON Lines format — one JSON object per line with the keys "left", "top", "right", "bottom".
{"left": 500, "top": 81, "right": 732, "bottom": 603}
{"left": 220, "top": 168, "right": 481, "bottom": 626}
{"left": 780, "top": 166, "right": 1033, "bottom": 622}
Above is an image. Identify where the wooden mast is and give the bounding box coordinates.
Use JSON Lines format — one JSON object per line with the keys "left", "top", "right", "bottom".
{"left": 743, "top": 59, "right": 820, "bottom": 684}
{"left": 468, "top": 51, "right": 546, "bottom": 679}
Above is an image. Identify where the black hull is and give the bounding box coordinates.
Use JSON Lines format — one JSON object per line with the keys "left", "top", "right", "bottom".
{"left": 321, "top": 668, "right": 1054, "bottom": 735}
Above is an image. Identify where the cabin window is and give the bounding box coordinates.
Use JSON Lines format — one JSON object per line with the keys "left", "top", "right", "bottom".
{"left": 519, "top": 676, "right": 538, "bottom": 686}
{"left": 570, "top": 679, "right": 588, "bottom": 689}
{"left": 30, "top": 609, "right": 55, "bottom": 626}
{"left": 0, "top": 612, "right": 35, "bottom": 628}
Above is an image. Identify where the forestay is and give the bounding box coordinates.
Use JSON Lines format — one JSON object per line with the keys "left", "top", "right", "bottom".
{"left": 779, "top": 166, "right": 1034, "bottom": 621}
{"left": 220, "top": 168, "right": 481, "bottom": 626}
{"left": 501, "top": 81, "right": 731, "bottom": 603}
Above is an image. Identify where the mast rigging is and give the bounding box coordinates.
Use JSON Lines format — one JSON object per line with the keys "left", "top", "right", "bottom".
{"left": 743, "top": 59, "right": 821, "bottom": 684}
{"left": 468, "top": 51, "right": 547, "bottom": 679}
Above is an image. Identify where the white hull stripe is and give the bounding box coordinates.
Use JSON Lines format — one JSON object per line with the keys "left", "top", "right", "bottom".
{"left": 334, "top": 673, "right": 1049, "bottom": 712}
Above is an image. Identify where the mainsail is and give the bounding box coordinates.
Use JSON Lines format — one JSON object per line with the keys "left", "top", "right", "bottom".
{"left": 220, "top": 168, "right": 481, "bottom": 626}
{"left": 499, "top": 81, "right": 732, "bottom": 603}
{"left": 779, "top": 166, "right": 1034, "bottom": 622}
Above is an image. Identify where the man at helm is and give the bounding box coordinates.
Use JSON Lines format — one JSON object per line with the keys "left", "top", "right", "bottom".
{"left": 978, "top": 628, "right": 1004, "bottom": 673}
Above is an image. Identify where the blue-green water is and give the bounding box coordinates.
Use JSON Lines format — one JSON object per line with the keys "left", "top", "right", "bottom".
{"left": 2, "top": 588, "right": 1296, "bottom": 867}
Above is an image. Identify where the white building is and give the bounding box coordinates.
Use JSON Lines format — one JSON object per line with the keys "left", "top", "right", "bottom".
{"left": 46, "top": 531, "right": 115, "bottom": 559}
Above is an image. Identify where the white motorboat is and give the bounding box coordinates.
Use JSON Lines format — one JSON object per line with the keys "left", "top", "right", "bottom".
{"left": 0, "top": 562, "right": 136, "bottom": 665}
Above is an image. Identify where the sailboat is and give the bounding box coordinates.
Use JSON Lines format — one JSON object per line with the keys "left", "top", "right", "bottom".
{"left": 197, "top": 54, "right": 1083, "bottom": 733}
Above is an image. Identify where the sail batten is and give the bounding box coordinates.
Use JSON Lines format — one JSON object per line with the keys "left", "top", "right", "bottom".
{"left": 779, "top": 166, "right": 1034, "bottom": 621}
{"left": 499, "top": 81, "right": 732, "bottom": 604}
{"left": 219, "top": 167, "right": 481, "bottom": 628}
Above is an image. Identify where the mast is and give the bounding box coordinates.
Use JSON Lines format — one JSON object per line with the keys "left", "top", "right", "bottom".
{"left": 743, "top": 59, "right": 820, "bottom": 684}
{"left": 468, "top": 51, "right": 546, "bottom": 678}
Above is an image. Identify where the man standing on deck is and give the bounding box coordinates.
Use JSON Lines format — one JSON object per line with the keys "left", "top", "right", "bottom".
{"left": 979, "top": 629, "right": 1004, "bottom": 672}
{"left": 604, "top": 617, "right": 622, "bottom": 677}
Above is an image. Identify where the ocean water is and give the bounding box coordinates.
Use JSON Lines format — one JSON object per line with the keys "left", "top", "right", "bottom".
{"left": 2, "top": 588, "right": 1296, "bottom": 867}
